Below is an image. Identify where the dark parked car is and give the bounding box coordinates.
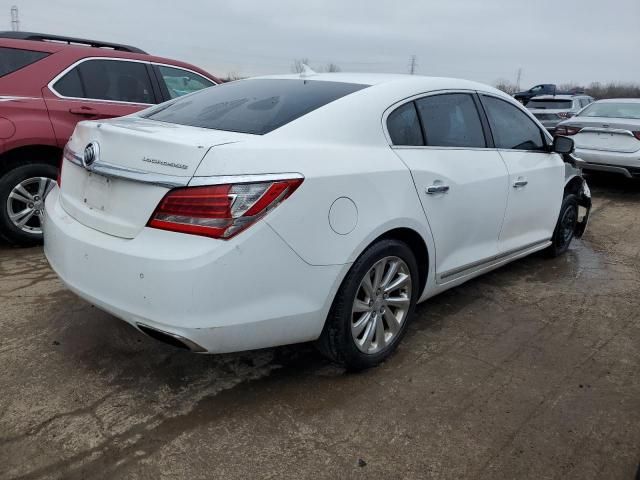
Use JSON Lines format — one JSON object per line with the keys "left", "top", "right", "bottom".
{"left": 0, "top": 31, "right": 221, "bottom": 245}
{"left": 514, "top": 84, "right": 558, "bottom": 104}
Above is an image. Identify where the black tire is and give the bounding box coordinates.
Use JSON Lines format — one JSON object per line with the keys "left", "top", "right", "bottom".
{"left": 545, "top": 193, "right": 579, "bottom": 258}
{"left": 316, "top": 239, "right": 420, "bottom": 371}
{"left": 0, "top": 163, "right": 57, "bottom": 246}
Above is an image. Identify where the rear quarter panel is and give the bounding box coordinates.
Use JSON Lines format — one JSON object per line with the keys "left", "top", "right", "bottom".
{"left": 193, "top": 140, "right": 435, "bottom": 270}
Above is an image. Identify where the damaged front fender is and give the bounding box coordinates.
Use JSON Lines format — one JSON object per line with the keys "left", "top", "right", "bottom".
{"left": 575, "top": 179, "right": 591, "bottom": 238}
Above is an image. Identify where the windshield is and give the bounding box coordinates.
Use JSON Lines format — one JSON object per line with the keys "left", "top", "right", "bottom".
{"left": 526, "top": 99, "right": 572, "bottom": 110}
{"left": 578, "top": 102, "right": 640, "bottom": 120}
{"left": 144, "top": 79, "right": 368, "bottom": 134}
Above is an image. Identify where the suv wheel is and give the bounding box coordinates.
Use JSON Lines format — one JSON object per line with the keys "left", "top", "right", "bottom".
{"left": 0, "top": 163, "right": 57, "bottom": 245}
{"left": 317, "top": 239, "right": 419, "bottom": 370}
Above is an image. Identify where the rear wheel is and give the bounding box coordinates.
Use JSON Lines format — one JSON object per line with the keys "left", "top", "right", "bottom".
{"left": 0, "top": 163, "right": 57, "bottom": 245}
{"left": 546, "top": 193, "right": 579, "bottom": 257}
{"left": 317, "top": 239, "right": 419, "bottom": 370}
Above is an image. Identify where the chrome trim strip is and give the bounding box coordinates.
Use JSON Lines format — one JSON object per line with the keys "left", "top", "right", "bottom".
{"left": 0, "top": 95, "right": 42, "bottom": 102}
{"left": 47, "top": 56, "right": 218, "bottom": 106}
{"left": 580, "top": 127, "right": 635, "bottom": 137}
{"left": 63, "top": 146, "right": 189, "bottom": 188}
{"left": 438, "top": 239, "right": 551, "bottom": 282}
{"left": 189, "top": 173, "right": 304, "bottom": 187}
{"left": 63, "top": 146, "right": 304, "bottom": 188}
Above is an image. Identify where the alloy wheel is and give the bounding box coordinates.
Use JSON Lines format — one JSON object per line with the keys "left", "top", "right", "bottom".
{"left": 351, "top": 256, "right": 412, "bottom": 354}
{"left": 6, "top": 177, "right": 55, "bottom": 235}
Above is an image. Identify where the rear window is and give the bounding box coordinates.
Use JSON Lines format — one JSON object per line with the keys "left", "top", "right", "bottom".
{"left": 144, "top": 79, "right": 368, "bottom": 134}
{"left": 578, "top": 102, "right": 640, "bottom": 120}
{"left": 0, "top": 47, "right": 49, "bottom": 77}
{"left": 526, "top": 99, "right": 573, "bottom": 109}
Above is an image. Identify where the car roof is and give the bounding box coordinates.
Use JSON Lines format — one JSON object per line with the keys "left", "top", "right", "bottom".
{"left": 0, "top": 31, "right": 145, "bottom": 53}
{"left": 0, "top": 36, "right": 221, "bottom": 83}
{"left": 251, "top": 72, "right": 504, "bottom": 93}
{"left": 593, "top": 98, "right": 640, "bottom": 104}
{"left": 530, "top": 94, "right": 582, "bottom": 100}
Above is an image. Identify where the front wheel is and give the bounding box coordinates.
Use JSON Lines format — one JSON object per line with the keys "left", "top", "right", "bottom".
{"left": 0, "top": 163, "right": 57, "bottom": 245}
{"left": 546, "top": 193, "right": 579, "bottom": 258}
{"left": 317, "top": 239, "right": 419, "bottom": 370}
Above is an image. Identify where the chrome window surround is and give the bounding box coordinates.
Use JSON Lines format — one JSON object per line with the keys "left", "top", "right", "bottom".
{"left": 48, "top": 57, "right": 217, "bottom": 106}
{"left": 382, "top": 89, "right": 554, "bottom": 153}
{"left": 63, "top": 145, "right": 303, "bottom": 189}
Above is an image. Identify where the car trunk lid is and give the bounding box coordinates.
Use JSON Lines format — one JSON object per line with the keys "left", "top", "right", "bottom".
{"left": 59, "top": 117, "right": 252, "bottom": 238}
{"left": 568, "top": 117, "right": 640, "bottom": 153}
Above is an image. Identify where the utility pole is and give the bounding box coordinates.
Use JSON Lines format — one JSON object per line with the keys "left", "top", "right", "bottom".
{"left": 515, "top": 67, "right": 522, "bottom": 91}
{"left": 10, "top": 5, "right": 20, "bottom": 31}
{"left": 408, "top": 55, "right": 417, "bottom": 75}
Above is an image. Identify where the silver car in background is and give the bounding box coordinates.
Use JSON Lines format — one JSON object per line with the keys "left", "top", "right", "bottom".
{"left": 556, "top": 99, "right": 640, "bottom": 178}
{"left": 527, "top": 94, "right": 594, "bottom": 132}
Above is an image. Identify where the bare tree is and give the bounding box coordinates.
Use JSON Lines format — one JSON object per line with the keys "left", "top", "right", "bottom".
{"left": 323, "top": 63, "right": 341, "bottom": 73}
{"left": 222, "top": 72, "right": 243, "bottom": 83}
{"left": 291, "top": 58, "right": 310, "bottom": 74}
{"left": 494, "top": 79, "right": 518, "bottom": 95}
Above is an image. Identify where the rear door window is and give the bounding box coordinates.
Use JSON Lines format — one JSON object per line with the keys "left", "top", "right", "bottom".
{"left": 481, "top": 95, "right": 546, "bottom": 151}
{"left": 0, "top": 47, "right": 49, "bottom": 77}
{"left": 54, "top": 59, "right": 155, "bottom": 104}
{"left": 387, "top": 102, "right": 424, "bottom": 146}
{"left": 144, "top": 78, "right": 368, "bottom": 135}
{"left": 415, "top": 93, "right": 486, "bottom": 148}
{"left": 156, "top": 65, "right": 215, "bottom": 99}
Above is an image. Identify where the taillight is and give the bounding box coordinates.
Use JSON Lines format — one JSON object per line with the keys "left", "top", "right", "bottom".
{"left": 555, "top": 125, "right": 582, "bottom": 136}
{"left": 147, "top": 178, "right": 303, "bottom": 239}
{"left": 633, "top": 131, "right": 640, "bottom": 141}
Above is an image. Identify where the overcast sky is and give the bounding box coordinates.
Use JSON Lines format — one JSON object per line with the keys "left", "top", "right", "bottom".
{"left": 2, "top": 0, "right": 639, "bottom": 86}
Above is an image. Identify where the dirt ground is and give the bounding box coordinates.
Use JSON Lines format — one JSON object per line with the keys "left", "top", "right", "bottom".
{"left": 0, "top": 174, "right": 639, "bottom": 480}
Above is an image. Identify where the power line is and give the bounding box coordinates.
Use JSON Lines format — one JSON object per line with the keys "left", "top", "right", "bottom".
{"left": 10, "top": 5, "right": 20, "bottom": 31}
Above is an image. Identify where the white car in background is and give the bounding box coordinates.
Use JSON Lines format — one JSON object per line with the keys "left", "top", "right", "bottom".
{"left": 556, "top": 98, "right": 640, "bottom": 178}
{"left": 44, "top": 73, "right": 591, "bottom": 370}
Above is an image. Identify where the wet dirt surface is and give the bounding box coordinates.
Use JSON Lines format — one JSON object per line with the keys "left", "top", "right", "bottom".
{"left": 1, "top": 174, "right": 639, "bottom": 479}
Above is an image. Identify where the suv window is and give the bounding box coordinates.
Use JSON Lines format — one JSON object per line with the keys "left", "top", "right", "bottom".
{"left": 54, "top": 59, "right": 154, "bottom": 104}
{"left": 0, "top": 47, "right": 49, "bottom": 77}
{"left": 415, "top": 93, "right": 486, "bottom": 148}
{"left": 482, "top": 95, "right": 545, "bottom": 151}
{"left": 144, "top": 78, "right": 368, "bottom": 135}
{"left": 387, "top": 102, "right": 424, "bottom": 146}
{"left": 157, "top": 65, "right": 214, "bottom": 99}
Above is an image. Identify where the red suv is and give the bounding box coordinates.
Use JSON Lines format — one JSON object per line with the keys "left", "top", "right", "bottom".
{"left": 0, "top": 31, "right": 221, "bottom": 245}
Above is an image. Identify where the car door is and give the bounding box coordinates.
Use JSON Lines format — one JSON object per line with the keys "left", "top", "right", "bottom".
{"left": 479, "top": 94, "right": 565, "bottom": 254}
{"left": 152, "top": 64, "right": 216, "bottom": 101}
{"left": 43, "top": 58, "right": 157, "bottom": 147}
{"left": 388, "top": 92, "right": 509, "bottom": 282}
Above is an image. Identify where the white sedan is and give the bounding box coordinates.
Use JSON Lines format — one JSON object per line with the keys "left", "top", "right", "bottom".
{"left": 44, "top": 73, "right": 591, "bottom": 369}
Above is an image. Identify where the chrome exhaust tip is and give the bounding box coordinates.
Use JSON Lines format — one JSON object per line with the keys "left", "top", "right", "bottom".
{"left": 136, "top": 323, "right": 207, "bottom": 353}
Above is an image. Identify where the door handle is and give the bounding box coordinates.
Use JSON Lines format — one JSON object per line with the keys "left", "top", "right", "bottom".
{"left": 513, "top": 179, "right": 528, "bottom": 188}
{"left": 69, "top": 106, "right": 100, "bottom": 116}
{"left": 426, "top": 184, "right": 450, "bottom": 194}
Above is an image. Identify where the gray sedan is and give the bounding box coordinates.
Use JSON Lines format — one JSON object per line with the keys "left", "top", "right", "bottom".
{"left": 556, "top": 99, "right": 640, "bottom": 178}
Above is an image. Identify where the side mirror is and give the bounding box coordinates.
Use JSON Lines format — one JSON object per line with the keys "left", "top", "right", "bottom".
{"left": 553, "top": 135, "right": 574, "bottom": 155}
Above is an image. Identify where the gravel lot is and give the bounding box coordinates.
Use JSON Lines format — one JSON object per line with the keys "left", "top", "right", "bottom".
{"left": 1, "top": 174, "right": 639, "bottom": 480}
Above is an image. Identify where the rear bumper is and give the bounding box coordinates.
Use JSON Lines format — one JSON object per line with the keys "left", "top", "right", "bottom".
{"left": 575, "top": 148, "right": 640, "bottom": 178}
{"left": 43, "top": 187, "right": 344, "bottom": 353}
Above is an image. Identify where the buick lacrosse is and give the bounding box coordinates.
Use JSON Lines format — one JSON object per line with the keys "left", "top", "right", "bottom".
{"left": 44, "top": 73, "right": 591, "bottom": 369}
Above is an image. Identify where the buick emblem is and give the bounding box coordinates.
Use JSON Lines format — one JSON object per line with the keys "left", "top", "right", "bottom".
{"left": 83, "top": 142, "right": 99, "bottom": 169}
